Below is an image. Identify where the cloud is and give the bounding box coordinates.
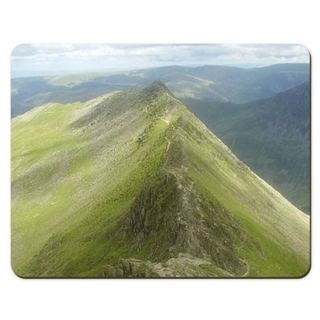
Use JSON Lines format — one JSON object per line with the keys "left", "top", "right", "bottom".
{"left": 11, "top": 44, "right": 310, "bottom": 77}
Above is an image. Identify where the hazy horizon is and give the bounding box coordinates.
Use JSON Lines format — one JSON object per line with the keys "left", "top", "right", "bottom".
{"left": 11, "top": 44, "right": 310, "bottom": 78}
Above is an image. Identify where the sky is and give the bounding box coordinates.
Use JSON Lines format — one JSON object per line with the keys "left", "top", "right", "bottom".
{"left": 11, "top": 43, "right": 310, "bottom": 78}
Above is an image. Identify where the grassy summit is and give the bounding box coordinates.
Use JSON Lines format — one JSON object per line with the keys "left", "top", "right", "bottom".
{"left": 11, "top": 82, "right": 310, "bottom": 277}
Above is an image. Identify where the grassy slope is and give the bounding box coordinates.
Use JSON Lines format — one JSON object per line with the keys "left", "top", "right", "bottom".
{"left": 176, "top": 110, "right": 309, "bottom": 276}
{"left": 11, "top": 85, "right": 310, "bottom": 277}
{"left": 182, "top": 82, "right": 310, "bottom": 213}
{"left": 12, "top": 88, "right": 175, "bottom": 276}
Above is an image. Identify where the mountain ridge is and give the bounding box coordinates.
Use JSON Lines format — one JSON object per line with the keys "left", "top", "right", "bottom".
{"left": 11, "top": 82, "right": 310, "bottom": 277}
{"left": 11, "top": 63, "right": 309, "bottom": 117}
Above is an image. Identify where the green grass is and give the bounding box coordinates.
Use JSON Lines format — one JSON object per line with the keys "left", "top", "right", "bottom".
{"left": 12, "top": 101, "right": 100, "bottom": 273}
{"left": 12, "top": 90, "right": 174, "bottom": 276}
{"left": 18, "top": 136, "right": 170, "bottom": 276}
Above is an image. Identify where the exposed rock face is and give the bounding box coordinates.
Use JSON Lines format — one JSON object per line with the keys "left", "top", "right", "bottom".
{"left": 119, "top": 136, "right": 248, "bottom": 276}
{"left": 125, "top": 173, "right": 180, "bottom": 250}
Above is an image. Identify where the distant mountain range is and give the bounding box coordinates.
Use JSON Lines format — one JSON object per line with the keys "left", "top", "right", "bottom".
{"left": 11, "top": 63, "right": 309, "bottom": 117}
{"left": 11, "top": 82, "right": 310, "bottom": 277}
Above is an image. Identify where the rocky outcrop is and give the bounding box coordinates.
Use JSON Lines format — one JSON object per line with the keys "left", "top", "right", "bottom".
{"left": 124, "top": 173, "right": 181, "bottom": 253}
{"left": 121, "top": 161, "right": 247, "bottom": 276}
{"left": 102, "top": 253, "right": 237, "bottom": 278}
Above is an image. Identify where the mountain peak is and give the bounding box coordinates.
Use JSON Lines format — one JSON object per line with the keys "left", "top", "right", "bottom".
{"left": 142, "top": 80, "right": 174, "bottom": 98}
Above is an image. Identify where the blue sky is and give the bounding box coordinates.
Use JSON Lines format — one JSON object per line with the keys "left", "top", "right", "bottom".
{"left": 11, "top": 43, "right": 310, "bottom": 78}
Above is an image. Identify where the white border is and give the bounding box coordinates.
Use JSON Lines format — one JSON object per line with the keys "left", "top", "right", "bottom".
{"left": 1, "top": 1, "right": 318, "bottom": 319}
